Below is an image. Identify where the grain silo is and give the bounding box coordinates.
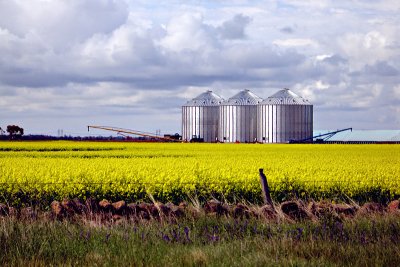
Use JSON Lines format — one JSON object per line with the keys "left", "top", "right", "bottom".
{"left": 219, "top": 89, "right": 262, "bottom": 143}
{"left": 257, "top": 88, "right": 313, "bottom": 143}
{"left": 182, "top": 90, "right": 224, "bottom": 142}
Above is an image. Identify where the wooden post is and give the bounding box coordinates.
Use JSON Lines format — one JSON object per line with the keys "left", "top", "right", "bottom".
{"left": 259, "top": 168, "right": 274, "bottom": 209}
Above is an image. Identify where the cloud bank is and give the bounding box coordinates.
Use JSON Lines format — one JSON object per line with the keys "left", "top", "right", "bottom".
{"left": 0, "top": 0, "right": 399, "bottom": 135}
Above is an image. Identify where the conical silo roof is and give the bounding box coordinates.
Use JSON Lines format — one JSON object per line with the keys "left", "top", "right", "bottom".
{"left": 183, "top": 90, "right": 224, "bottom": 106}
{"left": 223, "top": 89, "right": 262, "bottom": 105}
{"left": 261, "top": 88, "right": 311, "bottom": 105}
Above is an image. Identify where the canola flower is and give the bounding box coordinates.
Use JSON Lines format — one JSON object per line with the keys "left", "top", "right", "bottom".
{"left": 0, "top": 141, "right": 399, "bottom": 204}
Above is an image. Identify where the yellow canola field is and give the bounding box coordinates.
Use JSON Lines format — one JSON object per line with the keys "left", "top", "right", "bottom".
{"left": 0, "top": 141, "right": 399, "bottom": 204}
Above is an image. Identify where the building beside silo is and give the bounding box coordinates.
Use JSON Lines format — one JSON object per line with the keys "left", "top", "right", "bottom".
{"left": 257, "top": 88, "right": 313, "bottom": 143}
{"left": 219, "top": 89, "right": 262, "bottom": 143}
{"left": 182, "top": 90, "right": 224, "bottom": 142}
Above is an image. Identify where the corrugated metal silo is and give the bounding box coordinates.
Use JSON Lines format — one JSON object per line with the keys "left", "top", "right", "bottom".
{"left": 182, "top": 90, "right": 224, "bottom": 142}
{"left": 219, "top": 89, "right": 262, "bottom": 143}
{"left": 257, "top": 88, "right": 313, "bottom": 143}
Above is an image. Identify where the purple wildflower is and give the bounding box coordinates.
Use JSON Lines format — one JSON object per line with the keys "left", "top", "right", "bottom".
{"left": 105, "top": 232, "right": 111, "bottom": 243}
{"left": 163, "top": 234, "right": 171, "bottom": 242}
{"left": 184, "top": 226, "right": 191, "bottom": 242}
{"left": 209, "top": 234, "right": 220, "bottom": 243}
{"left": 86, "top": 230, "right": 91, "bottom": 241}
{"left": 360, "top": 231, "right": 367, "bottom": 245}
{"left": 296, "top": 227, "right": 303, "bottom": 241}
{"left": 171, "top": 229, "right": 179, "bottom": 241}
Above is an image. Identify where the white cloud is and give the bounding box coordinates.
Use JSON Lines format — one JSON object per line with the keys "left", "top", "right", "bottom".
{"left": 337, "top": 29, "right": 399, "bottom": 70}
{"left": 160, "top": 13, "right": 215, "bottom": 53}
{"left": 1, "top": 0, "right": 400, "bottom": 133}
{"left": 273, "top": 38, "right": 319, "bottom": 47}
{"left": 315, "top": 54, "right": 332, "bottom": 61}
{"left": 0, "top": 0, "right": 129, "bottom": 48}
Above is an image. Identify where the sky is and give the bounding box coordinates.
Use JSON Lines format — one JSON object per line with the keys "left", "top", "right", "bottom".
{"left": 0, "top": 0, "right": 399, "bottom": 136}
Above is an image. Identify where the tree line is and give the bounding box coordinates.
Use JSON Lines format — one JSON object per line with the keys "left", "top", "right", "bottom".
{"left": 0, "top": 125, "right": 24, "bottom": 139}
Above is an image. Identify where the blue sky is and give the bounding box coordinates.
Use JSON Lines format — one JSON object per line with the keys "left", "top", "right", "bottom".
{"left": 0, "top": 0, "right": 399, "bottom": 136}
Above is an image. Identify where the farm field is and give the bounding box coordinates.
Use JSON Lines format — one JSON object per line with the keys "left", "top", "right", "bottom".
{"left": 0, "top": 141, "right": 399, "bottom": 205}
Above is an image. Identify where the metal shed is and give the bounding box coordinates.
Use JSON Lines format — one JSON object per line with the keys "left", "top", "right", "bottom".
{"left": 314, "top": 129, "right": 400, "bottom": 143}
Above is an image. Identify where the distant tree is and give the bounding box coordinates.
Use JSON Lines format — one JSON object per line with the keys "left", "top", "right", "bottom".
{"left": 6, "top": 125, "right": 24, "bottom": 139}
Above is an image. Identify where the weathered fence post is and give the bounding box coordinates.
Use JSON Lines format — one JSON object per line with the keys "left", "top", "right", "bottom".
{"left": 259, "top": 168, "right": 274, "bottom": 209}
